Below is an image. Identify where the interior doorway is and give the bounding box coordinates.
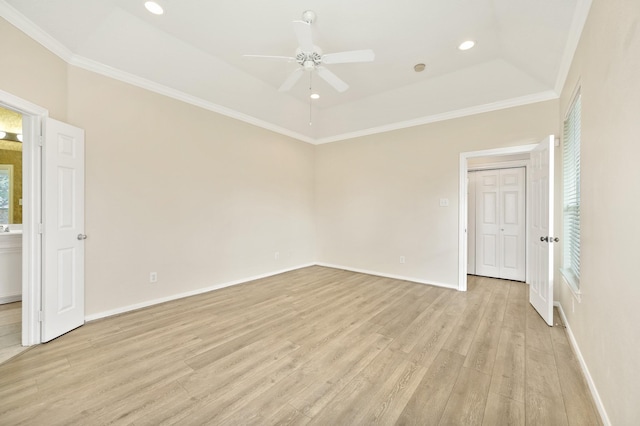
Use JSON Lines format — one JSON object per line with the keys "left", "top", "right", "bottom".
{"left": 0, "top": 89, "right": 46, "bottom": 347}
{"left": 0, "top": 105, "right": 25, "bottom": 361}
{"left": 458, "top": 144, "right": 537, "bottom": 291}
{"left": 468, "top": 164, "right": 527, "bottom": 282}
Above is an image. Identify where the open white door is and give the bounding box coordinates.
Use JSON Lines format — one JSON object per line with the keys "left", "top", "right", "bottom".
{"left": 42, "top": 118, "right": 85, "bottom": 342}
{"left": 529, "top": 135, "right": 555, "bottom": 325}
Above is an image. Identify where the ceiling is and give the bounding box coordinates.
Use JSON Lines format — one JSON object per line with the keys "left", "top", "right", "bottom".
{"left": 1, "top": 0, "right": 591, "bottom": 143}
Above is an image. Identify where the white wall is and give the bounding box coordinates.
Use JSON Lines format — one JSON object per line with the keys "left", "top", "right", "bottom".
{"left": 315, "top": 102, "right": 558, "bottom": 287}
{"left": 555, "top": 0, "right": 640, "bottom": 423}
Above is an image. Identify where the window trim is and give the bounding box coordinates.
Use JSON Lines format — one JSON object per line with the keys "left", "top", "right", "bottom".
{"left": 560, "top": 89, "right": 581, "bottom": 298}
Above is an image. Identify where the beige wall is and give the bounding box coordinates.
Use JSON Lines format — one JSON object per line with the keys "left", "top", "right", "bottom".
{"left": 1, "top": 18, "right": 317, "bottom": 317}
{"left": 67, "top": 67, "right": 316, "bottom": 315}
{"left": 2, "top": 3, "right": 639, "bottom": 420}
{"left": 315, "top": 101, "right": 558, "bottom": 286}
{"left": 0, "top": 18, "right": 68, "bottom": 120}
{"left": 556, "top": 0, "right": 640, "bottom": 423}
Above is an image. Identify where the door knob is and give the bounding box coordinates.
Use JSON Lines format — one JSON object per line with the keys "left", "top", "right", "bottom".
{"left": 553, "top": 237, "right": 559, "bottom": 242}
{"left": 77, "top": 234, "right": 88, "bottom": 240}
{"left": 540, "top": 236, "right": 548, "bottom": 242}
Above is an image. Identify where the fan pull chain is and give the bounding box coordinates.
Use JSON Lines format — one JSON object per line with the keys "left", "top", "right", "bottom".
{"left": 309, "top": 72, "right": 313, "bottom": 126}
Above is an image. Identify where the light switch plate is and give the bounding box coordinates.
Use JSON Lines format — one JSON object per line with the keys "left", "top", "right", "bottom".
{"left": 440, "top": 198, "right": 449, "bottom": 207}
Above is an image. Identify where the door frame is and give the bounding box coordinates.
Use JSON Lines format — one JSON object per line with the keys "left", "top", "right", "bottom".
{"left": 458, "top": 144, "right": 537, "bottom": 291}
{"left": 0, "top": 89, "right": 47, "bottom": 346}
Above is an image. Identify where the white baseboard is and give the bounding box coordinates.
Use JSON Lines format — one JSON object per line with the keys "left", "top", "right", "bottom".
{"left": 554, "top": 301, "right": 611, "bottom": 426}
{"left": 316, "top": 262, "right": 458, "bottom": 291}
{"left": 85, "top": 263, "right": 315, "bottom": 322}
{"left": 0, "top": 295, "right": 21, "bottom": 304}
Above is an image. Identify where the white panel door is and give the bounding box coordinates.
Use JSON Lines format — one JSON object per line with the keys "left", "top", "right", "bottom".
{"left": 475, "top": 168, "right": 526, "bottom": 281}
{"left": 42, "top": 118, "right": 85, "bottom": 342}
{"left": 529, "top": 136, "right": 555, "bottom": 326}
{"left": 499, "top": 168, "right": 526, "bottom": 281}
{"left": 475, "top": 171, "right": 501, "bottom": 278}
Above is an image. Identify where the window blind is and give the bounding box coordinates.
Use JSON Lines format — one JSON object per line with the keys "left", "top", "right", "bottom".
{"left": 562, "top": 93, "right": 581, "bottom": 289}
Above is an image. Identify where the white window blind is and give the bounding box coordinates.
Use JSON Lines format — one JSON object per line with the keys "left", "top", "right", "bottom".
{"left": 562, "top": 93, "right": 581, "bottom": 289}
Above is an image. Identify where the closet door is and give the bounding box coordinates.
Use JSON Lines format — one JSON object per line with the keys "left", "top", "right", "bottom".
{"left": 475, "top": 168, "right": 526, "bottom": 281}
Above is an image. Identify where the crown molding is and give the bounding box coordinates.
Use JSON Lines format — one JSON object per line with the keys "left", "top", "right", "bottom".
{"left": 69, "top": 56, "right": 316, "bottom": 145}
{"left": 554, "top": 0, "right": 593, "bottom": 94}
{"left": 0, "top": 1, "right": 73, "bottom": 62}
{"left": 315, "top": 90, "right": 559, "bottom": 145}
{"left": 1, "top": 0, "right": 564, "bottom": 146}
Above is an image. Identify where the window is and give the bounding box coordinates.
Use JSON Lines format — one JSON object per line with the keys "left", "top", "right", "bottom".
{"left": 0, "top": 165, "right": 12, "bottom": 223}
{"left": 562, "top": 92, "right": 581, "bottom": 290}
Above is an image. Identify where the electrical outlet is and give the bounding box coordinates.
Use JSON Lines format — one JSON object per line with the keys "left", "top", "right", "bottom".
{"left": 274, "top": 252, "right": 280, "bottom": 260}
{"left": 439, "top": 198, "right": 449, "bottom": 207}
{"left": 400, "top": 256, "right": 406, "bottom": 264}
{"left": 150, "top": 272, "right": 158, "bottom": 283}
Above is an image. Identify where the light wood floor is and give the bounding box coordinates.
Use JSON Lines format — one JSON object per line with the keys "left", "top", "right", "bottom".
{"left": 0, "top": 266, "right": 601, "bottom": 425}
{"left": 0, "top": 301, "right": 26, "bottom": 364}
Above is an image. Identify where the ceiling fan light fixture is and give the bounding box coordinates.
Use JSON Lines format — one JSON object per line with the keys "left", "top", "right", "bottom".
{"left": 458, "top": 40, "right": 475, "bottom": 51}
{"left": 144, "top": 1, "right": 164, "bottom": 15}
{"left": 301, "top": 10, "right": 316, "bottom": 24}
{"left": 414, "top": 63, "right": 426, "bottom": 72}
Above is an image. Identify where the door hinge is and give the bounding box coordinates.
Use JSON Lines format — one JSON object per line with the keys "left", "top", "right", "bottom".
{"left": 38, "top": 223, "right": 44, "bottom": 234}
{"left": 38, "top": 311, "right": 43, "bottom": 322}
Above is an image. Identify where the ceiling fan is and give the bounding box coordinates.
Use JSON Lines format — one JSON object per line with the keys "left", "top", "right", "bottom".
{"left": 244, "top": 10, "right": 375, "bottom": 93}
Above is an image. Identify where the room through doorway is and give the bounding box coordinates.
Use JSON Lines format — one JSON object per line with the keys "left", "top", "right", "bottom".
{"left": 0, "top": 104, "right": 27, "bottom": 362}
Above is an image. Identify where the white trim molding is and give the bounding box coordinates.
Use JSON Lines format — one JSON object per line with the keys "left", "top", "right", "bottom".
{"left": 554, "top": 301, "right": 611, "bottom": 426}
{"left": 0, "top": 295, "right": 21, "bottom": 304}
{"left": 315, "top": 263, "right": 458, "bottom": 291}
{"left": 85, "top": 263, "right": 315, "bottom": 322}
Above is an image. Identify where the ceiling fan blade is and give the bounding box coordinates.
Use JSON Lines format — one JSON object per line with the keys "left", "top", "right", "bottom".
{"left": 292, "top": 20, "right": 314, "bottom": 52}
{"left": 278, "top": 68, "right": 304, "bottom": 92}
{"left": 322, "top": 49, "right": 375, "bottom": 64}
{"left": 316, "top": 66, "right": 349, "bottom": 93}
{"left": 243, "top": 55, "right": 296, "bottom": 62}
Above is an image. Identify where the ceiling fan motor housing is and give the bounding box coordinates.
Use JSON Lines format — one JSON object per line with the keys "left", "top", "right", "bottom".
{"left": 296, "top": 51, "right": 322, "bottom": 70}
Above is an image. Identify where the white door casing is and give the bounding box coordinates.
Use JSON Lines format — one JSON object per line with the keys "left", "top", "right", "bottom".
{"left": 475, "top": 168, "right": 526, "bottom": 281}
{"left": 467, "top": 173, "right": 476, "bottom": 274}
{"left": 529, "top": 136, "right": 554, "bottom": 326}
{"left": 42, "top": 118, "right": 85, "bottom": 342}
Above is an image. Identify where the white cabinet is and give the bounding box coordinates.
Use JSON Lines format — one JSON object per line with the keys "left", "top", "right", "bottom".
{"left": 0, "top": 232, "right": 22, "bottom": 303}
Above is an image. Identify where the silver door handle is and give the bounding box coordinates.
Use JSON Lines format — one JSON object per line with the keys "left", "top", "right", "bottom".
{"left": 77, "top": 234, "right": 87, "bottom": 240}
{"left": 540, "top": 236, "right": 548, "bottom": 242}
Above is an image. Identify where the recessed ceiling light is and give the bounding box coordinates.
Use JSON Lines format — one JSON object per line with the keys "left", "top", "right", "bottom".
{"left": 144, "top": 1, "right": 164, "bottom": 15}
{"left": 458, "top": 40, "right": 475, "bottom": 51}
{"left": 414, "top": 63, "right": 426, "bottom": 72}
{"left": 310, "top": 93, "right": 320, "bottom": 100}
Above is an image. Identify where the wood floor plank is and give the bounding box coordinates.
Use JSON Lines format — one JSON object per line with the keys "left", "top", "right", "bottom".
{"left": 396, "top": 349, "right": 465, "bottom": 426}
{"left": 482, "top": 392, "right": 525, "bottom": 426}
{"left": 0, "top": 268, "right": 601, "bottom": 425}
{"left": 438, "top": 366, "right": 492, "bottom": 425}
{"left": 489, "top": 327, "right": 525, "bottom": 402}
